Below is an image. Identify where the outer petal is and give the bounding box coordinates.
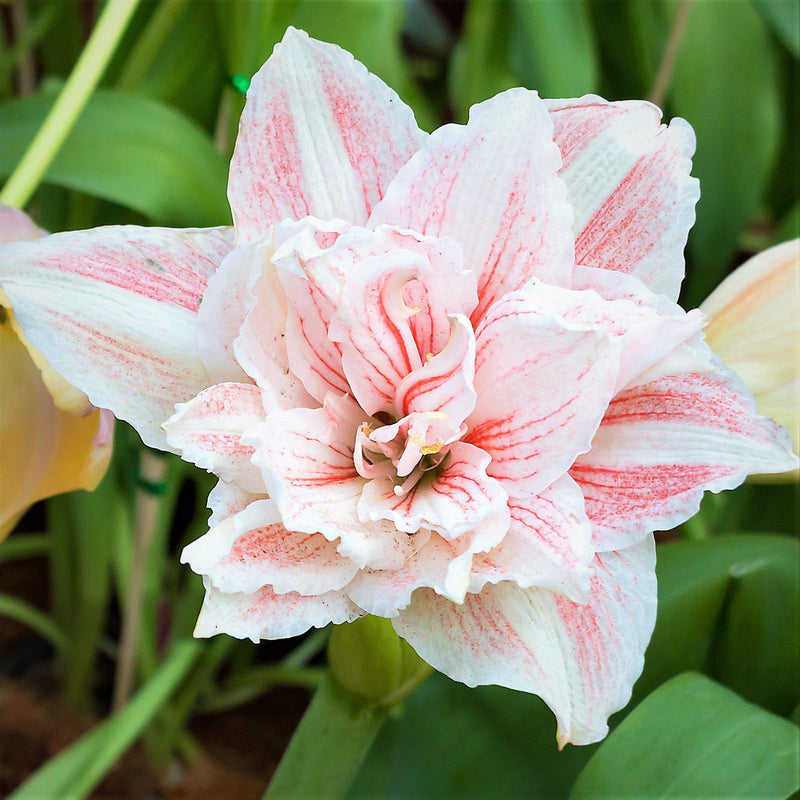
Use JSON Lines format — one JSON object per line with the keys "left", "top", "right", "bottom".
{"left": 0, "top": 226, "right": 233, "bottom": 450}
{"left": 195, "top": 581, "right": 362, "bottom": 642}
{"left": 467, "top": 284, "right": 620, "bottom": 498}
{"left": 182, "top": 499, "right": 357, "bottom": 596}
{"left": 370, "top": 88, "right": 574, "bottom": 324}
{"left": 702, "top": 238, "right": 800, "bottom": 456}
{"left": 0, "top": 322, "right": 113, "bottom": 538}
{"left": 228, "top": 28, "right": 427, "bottom": 241}
{"left": 572, "top": 363, "right": 799, "bottom": 551}
{"left": 358, "top": 441, "right": 509, "bottom": 539}
{"left": 547, "top": 96, "right": 699, "bottom": 301}
{"left": 471, "top": 475, "right": 595, "bottom": 602}
{"left": 163, "top": 382, "right": 266, "bottom": 493}
{"left": 0, "top": 205, "right": 46, "bottom": 245}
{"left": 206, "top": 479, "right": 265, "bottom": 528}
{"left": 393, "top": 537, "right": 657, "bottom": 747}
{"left": 245, "top": 399, "right": 424, "bottom": 569}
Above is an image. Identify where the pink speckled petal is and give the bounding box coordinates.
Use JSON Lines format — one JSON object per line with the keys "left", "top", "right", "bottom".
{"left": 471, "top": 475, "right": 595, "bottom": 602}
{"left": 195, "top": 581, "right": 363, "bottom": 642}
{"left": 393, "top": 536, "right": 657, "bottom": 747}
{"left": 163, "top": 382, "right": 266, "bottom": 493}
{"left": 0, "top": 226, "right": 233, "bottom": 450}
{"left": 370, "top": 88, "right": 574, "bottom": 324}
{"left": 359, "top": 441, "right": 509, "bottom": 539}
{"left": 182, "top": 499, "right": 357, "bottom": 596}
{"left": 228, "top": 28, "right": 427, "bottom": 242}
{"left": 547, "top": 96, "right": 699, "bottom": 301}
{"left": 245, "top": 397, "right": 425, "bottom": 569}
{"left": 467, "top": 283, "right": 620, "bottom": 498}
{"left": 572, "top": 359, "right": 799, "bottom": 551}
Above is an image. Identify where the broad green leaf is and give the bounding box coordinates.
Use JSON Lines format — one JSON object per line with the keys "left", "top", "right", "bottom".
{"left": 508, "top": 0, "right": 599, "bottom": 97}
{"left": 0, "top": 88, "right": 229, "bottom": 227}
{"left": 755, "top": 0, "right": 800, "bottom": 57}
{"left": 672, "top": 0, "right": 781, "bottom": 304}
{"left": 449, "top": 0, "right": 517, "bottom": 122}
{"left": 571, "top": 673, "right": 800, "bottom": 799}
{"left": 350, "top": 673, "right": 595, "bottom": 799}
{"left": 636, "top": 534, "right": 799, "bottom": 715}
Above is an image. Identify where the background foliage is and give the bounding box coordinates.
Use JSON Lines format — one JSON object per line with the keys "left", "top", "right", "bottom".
{"left": 0, "top": 1, "right": 797, "bottom": 797}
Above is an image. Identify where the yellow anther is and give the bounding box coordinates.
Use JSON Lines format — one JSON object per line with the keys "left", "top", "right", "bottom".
{"left": 420, "top": 441, "right": 442, "bottom": 456}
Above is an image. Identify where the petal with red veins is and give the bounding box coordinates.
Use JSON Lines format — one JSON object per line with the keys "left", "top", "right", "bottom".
{"left": 195, "top": 580, "right": 363, "bottom": 642}
{"left": 471, "top": 475, "right": 594, "bottom": 602}
{"left": 468, "top": 285, "right": 620, "bottom": 498}
{"left": 358, "top": 441, "right": 509, "bottom": 539}
{"left": 182, "top": 499, "right": 357, "bottom": 596}
{"left": 0, "top": 226, "right": 233, "bottom": 450}
{"left": 370, "top": 88, "right": 574, "bottom": 324}
{"left": 163, "top": 382, "right": 266, "bottom": 493}
{"left": 572, "top": 364, "right": 799, "bottom": 551}
{"left": 206, "top": 479, "right": 266, "bottom": 528}
{"left": 395, "top": 315, "right": 477, "bottom": 427}
{"left": 345, "top": 510, "right": 509, "bottom": 616}
{"left": 393, "top": 536, "right": 657, "bottom": 747}
{"left": 197, "top": 235, "right": 273, "bottom": 384}
{"left": 547, "top": 96, "right": 699, "bottom": 301}
{"left": 228, "top": 28, "right": 427, "bottom": 242}
{"left": 245, "top": 400, "right": 422, "bottom": 569}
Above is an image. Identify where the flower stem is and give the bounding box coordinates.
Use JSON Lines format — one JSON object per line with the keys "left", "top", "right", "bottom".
{"left": 0, "top": 0, "right": 142, "bottom": 209}
{"left": 649, "top": 0, "right": 693, "bottom": 108}
{"left": 262, "top": 673, "right": 389, "bottom": 800}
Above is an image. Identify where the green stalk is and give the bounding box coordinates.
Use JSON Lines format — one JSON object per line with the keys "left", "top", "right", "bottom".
{"left": 262, "top": 674, "right": 388, "bottom": 800}
{"left": 0, "top": 0, "right": 142, "bottom": 209}
{"left": 0, "top": 592, "right": 66, "bottom": 653}
{"left": 0, "top": 533, "right": 50, "bottom": 564}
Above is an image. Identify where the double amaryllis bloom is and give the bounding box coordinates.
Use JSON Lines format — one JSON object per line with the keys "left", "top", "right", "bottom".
{"left": 1, "top": 30, "right": 796, "bottom": 745}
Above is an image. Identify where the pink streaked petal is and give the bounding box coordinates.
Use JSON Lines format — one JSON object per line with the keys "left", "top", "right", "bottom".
{"left": 358, "top": 441, "right": 509, "bottom": 539}
{"left": 547, "top": 96, "right": 699, "bottom": 301}
{"left": 206, "top": 479, "right": 266, "bottom": 528}
{"left": 245, "top": 401, "right": 422, "bottom": 569}
{"left": 471, "top": 475, "right": 595, "bottom": 602}
{"left": 573, "top": 365, "right": 799, "bottom": 551}
{"left": 345, "top": 513, "right": 508, "bottom": 617}
{"left": 195, "top": 580, "right": 363, "bottom": 642}
{"left": 228, "top": 28, "right": 427, "bottom": 242}
{"left": 393, "top": 536, "right": 657, "bottom": 747}
{"left": 468, "top": 285, "right": 620, "bottom": 498}
{"left": 163, "top": 382, "right": 266, "bottom": 493}
{"left": 197, "top": 235, "right": 272, "bottom": 384}
{"left": 370, "top": 88, "right": 574, "bottom": 324}
{"left": 182, "top": 499, "right": 357, "bottom": 596}
{"left": 0, "top": 226, "right": 233, "bottom": 450}
{"left": 395, "top": 315, "right": 477, "bottom": 427}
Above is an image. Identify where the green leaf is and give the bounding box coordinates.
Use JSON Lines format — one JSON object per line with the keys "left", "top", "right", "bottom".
{"left": 636, "top": 534, "right": 799, "bottom": 716}
{"left": 671, "top": 0, "right": 781, "bottom": 304}
{"left": 9, "top": 640, "right": 202, "bottom": 800}
{"left": 449, "top": 0, "right": 517, "bottom": 123}
{"left": 508, "top": 0, "right": 599, "bottom": 97}
{"left": 571, "top": 673, "right": 800, "bottom": 799}
{"left": 754, "top": 0, "right": 800, "bottom": 57}
{"left": 0, "top": 88, "right": 229, "bottom": 227}
{"left": 350, "top": 673, "right": 595, "bottom": 799}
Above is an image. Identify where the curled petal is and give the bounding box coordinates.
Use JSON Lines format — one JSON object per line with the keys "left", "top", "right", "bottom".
{"left": 163, "top": 382, "right": 266, "bottom": 493}
{"left": 195, "top": 580, "right": 363, "bottom": 642}
{"left": 370, "top": 88, "right": 574, "bottom": 324}
{"left": 228, "top": 27, "right": 426, "bottom": 241}
{"left": 0, "top": 226, "right": 233, "bottom": 450}
{"left": 573, "top": 359, "right": 799, "bottom": 551}
{"left": 182, "top": 499, "right": 357, "bottom": 596}
{"left": 206, "top": 479, "right": 266, "bottom": 528}
{"left": 547, "top": 96, "right": 699, "bottom": 301}
{"left": 393, "top": 537, "right": 657, "bottom": 747}
{"left": 468, "top": 284, "right": 620, "bottom": 498}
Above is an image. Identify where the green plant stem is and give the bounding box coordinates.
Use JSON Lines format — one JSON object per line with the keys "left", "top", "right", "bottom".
{"left": 0, "top": 592, "right": 67, "bottom": 653}
{"left": 0, "top": 533, "right": 50, "bottom": 564}
{"left": 263, "top": 674, "right": 389, "bottom": 800}
{"left": 0, "top": 0, "right": 142, "bottom": 208}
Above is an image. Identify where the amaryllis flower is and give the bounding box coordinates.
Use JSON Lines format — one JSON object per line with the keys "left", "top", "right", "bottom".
{"left": 0, "top": 206, "right": 113, "bottom": 539}
{"left": 0, "top": 30, "right": 795, "bottom": 745}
